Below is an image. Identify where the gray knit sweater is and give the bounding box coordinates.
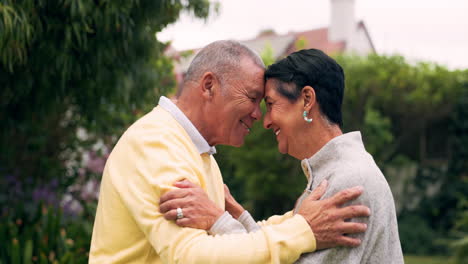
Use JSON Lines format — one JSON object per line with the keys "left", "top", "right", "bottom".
{"left": 209, "top": 132, "right": 404, "bottom": 263}
{"left": 294, "top": 131, "right": 403, "bottom": 263}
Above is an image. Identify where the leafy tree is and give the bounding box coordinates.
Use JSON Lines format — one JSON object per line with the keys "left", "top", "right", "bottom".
{"left": 0, "top": 0, "right": 214, "bottom": 262}
{"left": 1, "top": 0, "right": 213, "bottom": 183}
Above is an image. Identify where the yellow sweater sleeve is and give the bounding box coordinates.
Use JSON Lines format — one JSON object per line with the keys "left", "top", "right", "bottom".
{"left": 106, "top": 126, "right": 316, "bottom": 264}
{"left": 256, "top": 212, "right": 317, "bottom": 249}
{"left": 257, "top": 211, "right": 295, "bottom": 226}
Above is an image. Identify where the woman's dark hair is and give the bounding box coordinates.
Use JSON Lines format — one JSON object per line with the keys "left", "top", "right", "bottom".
{"left": 264, "top": 49, "right": 345, "bottom": 126}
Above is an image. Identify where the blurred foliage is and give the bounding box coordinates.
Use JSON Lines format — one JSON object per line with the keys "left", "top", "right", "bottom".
{"left": 404, "top": 255, "right": 447, "bottom": 264}
{"left": 218, "top": 52, "right": 468, "bottom": 256}
{"left": 451, "top": 197, "right": 468, "bottom": 264}
{"left": 448, "top": 84, "right": 468, "bottom": 264}
{"left": 0, "top": 172, "right": 96, "bottom": 263}
{"left": 0, "top": 204, "right": 93, "bottom": 264}
{"left": 259, "top": 43, "right": 275, "bottom": 68}
{"left": 1, "top": 0, "right": 213, "bottom": 262}
{"left": 398, "top": 213, "right": 439, "bottom": 255}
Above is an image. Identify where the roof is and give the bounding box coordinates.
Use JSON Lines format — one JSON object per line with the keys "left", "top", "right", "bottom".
{"left": 170, "top": 21, "right": 374, "bottom": 73}
{"left": 286, "top": 27, "right": 346, "bottom": 55}
{"left": 174, "top": 34, "right": 296, "bottom": 73}
{"left": 356, "top": 21, "right": 376, "bottom": 53}
{"left": 241, "top": 34, "right": 296, "bottom": 59}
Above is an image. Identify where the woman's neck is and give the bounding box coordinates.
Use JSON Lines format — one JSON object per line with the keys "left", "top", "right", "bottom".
{"left": 294, "top": 119, "right": 342, "bottom": 160}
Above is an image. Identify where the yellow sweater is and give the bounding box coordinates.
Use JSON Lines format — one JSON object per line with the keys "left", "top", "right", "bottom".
{"left": 89, "top": 105, "right": 316, "bottom": 263}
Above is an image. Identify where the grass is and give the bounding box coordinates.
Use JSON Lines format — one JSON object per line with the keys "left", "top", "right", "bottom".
{"left": 404, "top": 255, "right": 448, "bottom": 264}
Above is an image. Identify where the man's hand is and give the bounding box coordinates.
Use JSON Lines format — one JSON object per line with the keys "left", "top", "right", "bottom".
{"left": 159, "top": 180, "right": 224, "bottom": 230}
{"left": 297, "top": 181, "right": 370, "bottom": 250}
{"left": 224, "top": 184, "right": 245, "bottom": 219}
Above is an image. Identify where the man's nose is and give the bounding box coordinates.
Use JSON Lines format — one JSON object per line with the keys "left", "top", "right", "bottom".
{"left": 251, "top": 103, "right": 262, "bottom": 121}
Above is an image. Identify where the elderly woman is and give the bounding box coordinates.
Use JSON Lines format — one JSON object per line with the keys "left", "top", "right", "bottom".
{"left": 160, "top": 49, "right": 404, "bottom": 263}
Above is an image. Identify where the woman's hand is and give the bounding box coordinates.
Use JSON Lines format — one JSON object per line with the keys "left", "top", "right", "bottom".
{"left": 159, "top": 180, "right": 224, "bottom": 230}
{"left": 224, "top": 184, "right": 245, "bottom": 219}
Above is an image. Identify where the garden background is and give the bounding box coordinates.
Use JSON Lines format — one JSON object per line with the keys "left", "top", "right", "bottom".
{"left": 1, "top": 0, "right": 467, "bottom": 263}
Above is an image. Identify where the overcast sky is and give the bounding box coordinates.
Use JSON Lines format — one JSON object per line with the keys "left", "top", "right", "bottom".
{"left": 157, "top": 0, "right": 468, "bottom": 70}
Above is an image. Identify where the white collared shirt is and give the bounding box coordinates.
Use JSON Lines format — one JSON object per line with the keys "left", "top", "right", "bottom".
{"left": 158, "top": 96, "right": 216, "bottom": 155}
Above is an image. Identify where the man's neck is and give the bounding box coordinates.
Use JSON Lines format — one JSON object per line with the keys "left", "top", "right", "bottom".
{"left": 174, "top": 97, "right": 214, "bottom": 146}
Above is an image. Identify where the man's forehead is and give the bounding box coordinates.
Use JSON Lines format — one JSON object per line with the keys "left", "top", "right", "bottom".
{"left": 249, "top": 87, "right": 264, "bottom": 97}
{"left": 237, "top": 58, "right": 265, "bottom": 96}
{"left": 244, "top": 79, "right": 265, "bottom": 97}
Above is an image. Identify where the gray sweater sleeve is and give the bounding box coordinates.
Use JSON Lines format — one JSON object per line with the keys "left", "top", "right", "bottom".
{"left": 209, "top": 211, "right": 248, "bottom": 235}
{"left": 238, "top": 211, "right": 261, "bottom": 232}
{"left": 209, "top": 211, "right": 261, "bottom": 235}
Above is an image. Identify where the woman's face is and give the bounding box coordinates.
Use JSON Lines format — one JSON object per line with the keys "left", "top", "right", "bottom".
{"left": 263, "top": 79, "right": 306, "bottom": 158}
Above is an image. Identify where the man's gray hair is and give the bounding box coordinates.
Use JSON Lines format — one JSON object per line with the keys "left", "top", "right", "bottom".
{"left": 179, "top": 40, "right": 265, "bottom": 96}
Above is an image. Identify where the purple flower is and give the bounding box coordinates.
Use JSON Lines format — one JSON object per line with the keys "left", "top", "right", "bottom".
{"left": 80, "top": 179, "right": 100, "bottom": 202}
{"left": 61, "top": 194, "right": 83, "bottom": 217}
{"left": 32, "top": 185, "right": 59, "bottom": 207}
{"left": 86, "top": 151, "right": 108, "bottom": 174}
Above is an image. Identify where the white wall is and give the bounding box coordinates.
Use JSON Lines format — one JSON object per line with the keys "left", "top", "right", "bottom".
{"left": 329, "top": 0, "right": 356, "bottom": 42}
{"left": 347, "top": 26, "right": 374, "bottom": 55}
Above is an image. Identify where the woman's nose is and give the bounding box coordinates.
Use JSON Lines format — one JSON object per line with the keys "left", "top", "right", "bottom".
{"left": 263, "top": 113, "right": 272, "bottom": 129}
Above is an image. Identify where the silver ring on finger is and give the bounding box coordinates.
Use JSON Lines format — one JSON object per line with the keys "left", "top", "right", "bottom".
{"left": 176, "top": 207, "right": 184, "bottom": 219}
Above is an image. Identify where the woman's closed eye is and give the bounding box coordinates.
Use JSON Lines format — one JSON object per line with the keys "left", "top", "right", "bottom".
{"left": 265, "top": 101, "right": 273, "bottom": 111}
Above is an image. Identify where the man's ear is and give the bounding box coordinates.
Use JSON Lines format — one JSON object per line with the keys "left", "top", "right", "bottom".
{"left": 302, "top": 86, "right": 316, "bottom": 112}
{"left": 200, "top": 72, "right": 217, "bottom": 99}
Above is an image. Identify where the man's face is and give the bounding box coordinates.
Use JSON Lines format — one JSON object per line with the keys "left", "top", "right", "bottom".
{"left": 210, "top": 58, "right": 264, "bottom": 147}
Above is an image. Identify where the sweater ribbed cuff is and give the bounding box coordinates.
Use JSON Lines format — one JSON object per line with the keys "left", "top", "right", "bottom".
{"left": 209, "top": 211, "right": 248, "bottom": 235}
{"left": 238, "top": 211, "right": 261, "bottom": 232}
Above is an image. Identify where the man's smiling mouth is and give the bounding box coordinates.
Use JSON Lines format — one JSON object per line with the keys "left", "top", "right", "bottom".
{"left": 240, "top": 120, "right": 250, "bottom": 132}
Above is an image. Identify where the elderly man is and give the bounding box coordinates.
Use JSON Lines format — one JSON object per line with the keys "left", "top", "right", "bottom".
{"left": 89, "top": 40, "right": 370, "bottom": 263}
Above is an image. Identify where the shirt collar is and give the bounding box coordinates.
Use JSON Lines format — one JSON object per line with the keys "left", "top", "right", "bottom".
{"left": 158, "top": 96, "right": 217, "bottom": 155}
{"left": 301, "top": 131, "right": 364, "bottom": 181}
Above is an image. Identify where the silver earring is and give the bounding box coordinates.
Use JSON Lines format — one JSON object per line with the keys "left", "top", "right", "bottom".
{"left": 303, "top": 111, "right": 313, "bottom": 123}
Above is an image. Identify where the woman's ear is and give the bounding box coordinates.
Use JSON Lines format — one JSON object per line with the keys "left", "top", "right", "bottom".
{"left": 302, "top": 86, "right": 316, "bottom": 112}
